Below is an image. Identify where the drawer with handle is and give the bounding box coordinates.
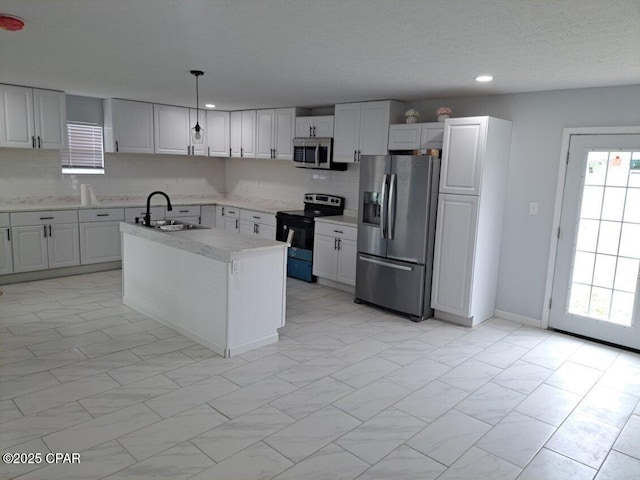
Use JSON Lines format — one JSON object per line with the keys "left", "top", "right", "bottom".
{"left": 124, "top": 206, "right": 165, "bottom": 222}
{"left": 240, "top": 209, "right": 276, "bottom": 226}
{"left": 79, "top": 208, "right": 125, "bottom": 223}
{"left": 11, "top": 210, "right": 79, "bottom": 226}
{"left": 315, "top": 222, "right": 357, "bottom": 241}
{"left": 167, "top": 205, "right": 201, "bottom": 218}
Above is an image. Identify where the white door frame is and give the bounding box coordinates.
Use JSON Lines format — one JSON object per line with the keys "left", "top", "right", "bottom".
{"left": 541, "top": 125, "right": 640, "bottom": 329}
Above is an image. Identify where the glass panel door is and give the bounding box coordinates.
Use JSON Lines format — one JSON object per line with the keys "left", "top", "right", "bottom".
{"left": 550, "top": 135, "right": 640, "bottom": 349}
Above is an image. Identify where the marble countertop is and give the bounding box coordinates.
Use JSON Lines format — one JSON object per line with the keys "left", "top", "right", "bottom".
{"left": 120, "top": 222, "right": 287, "bottom": 263}
{"left": 0, "top": 195, "right": 301, "bottom": 215}
{"left": 315, "top": 215, "right": 358, "bottom": 227}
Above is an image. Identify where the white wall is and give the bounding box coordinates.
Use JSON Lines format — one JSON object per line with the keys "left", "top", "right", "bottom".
{"left": 410, "top": 84, "right": 640, "bottom": 321}
{"left": 225, "top": 157, "right": 360, "bottom": 210}
{"left": 0, "top": 149, "right": 226, "bottom": 202}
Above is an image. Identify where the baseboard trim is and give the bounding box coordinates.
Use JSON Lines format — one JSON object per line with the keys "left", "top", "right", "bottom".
{"left": 494, "top": 309, "right": 542, "bottom": 329}
{"left": 0, "top": 262, "right": 121, "bottom": 285}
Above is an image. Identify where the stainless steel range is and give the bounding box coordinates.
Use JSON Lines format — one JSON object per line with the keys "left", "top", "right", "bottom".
{"left": 276, "top": 194, "right": 345, "bottom": 282}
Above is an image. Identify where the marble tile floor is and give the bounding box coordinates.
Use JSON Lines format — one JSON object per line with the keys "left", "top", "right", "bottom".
{"left": 0, "top": 270, "right": 639, "bottom": 479}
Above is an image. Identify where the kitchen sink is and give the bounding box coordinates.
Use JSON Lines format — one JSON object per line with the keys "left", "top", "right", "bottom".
{"left": 141, "top": 219, "right": 210, "bottom": 231}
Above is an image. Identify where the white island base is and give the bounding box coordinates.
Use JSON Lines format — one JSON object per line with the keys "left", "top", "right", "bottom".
{"left": 121, "top": 224, "right": 287, "bottom": 357}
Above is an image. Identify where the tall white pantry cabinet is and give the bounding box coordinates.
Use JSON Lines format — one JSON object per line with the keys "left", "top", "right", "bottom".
{"left": 431, "top": 116, "right": 512, "bottom": 327}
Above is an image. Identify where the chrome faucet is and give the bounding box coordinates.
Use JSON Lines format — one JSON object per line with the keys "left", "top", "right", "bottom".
{"left": 144, "top": 191, "right": 172, "bottom": 226}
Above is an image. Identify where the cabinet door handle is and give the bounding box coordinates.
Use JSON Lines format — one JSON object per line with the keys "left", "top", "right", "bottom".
{"left": 357, "top": 150, "right": 361, "bottom": 162}
{"left": 32, "top": 136, "right": 36, "bottom": 148}
{"left": 334, "top": 238, "right": 338, "bottom": 250}
{"left": 309, "top": 126, "right": 312, "bottom": 137}
{"left": 187, "top": 146, "right": 191, "bottom": 155}
{"left": 353, "top": 150, "right": 357, "bottom": 161}
{"left": 96, "top": 213, "right": 110, "bottom": 217}
{"left": 240, "top": 148, "right": 243, "bottom": 157}
{"left": 115, "top": 141, "right": 119, "bottom": 152}
{"left": 43, "top": 225, "right": 47, "bottom": 238}
{"left": 208, "top": 146, "right": 210, "bottom": 156}
{"left": 235, "top": 219, "right": 239, "bottom": 229}
{"left": 49, "top": 225, "right": 52, "bottom": 236}
{"left": 38, "top": 136, "right": 42, "bottom": 149}
{"left": 333, "top": 229, "right": 344, "bottom": 234}
{"left": 338, "top": 238, "right": 341, "bottom": 250}
{"left": 179, "top": 210, "right": 190, "bottom": 213}
{"left": 229, "top": 148, "right": 232, "bottom": 157}
{"left": 6, "top": 229, "right": 9, "bottom": 242}
{"left": 313, "top": 126, "right": 316, "bottom": 137}
{"left": 252, "top": 215, "right": 261, "bottom": 220}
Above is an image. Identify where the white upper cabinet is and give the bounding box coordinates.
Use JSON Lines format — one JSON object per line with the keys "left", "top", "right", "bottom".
{"left": 241, "top": 110, "right": 256, "bottom": 158}
{"left": 0, "top": 85, "right": 66, "bottom": 150}
{"left": 189, "top": 108, "right": 207, "bottom": 156}
{"left": 388, "top": 123, "right": 422, "bottom": 150}
{"left": 229, "top": 110, "right": 256, "bottom": 158}
{"left": 256, "top": 109, "right": 275, "bottom": 159}
{"left": 421, "top": 123, "right": 445, "bottom": 150}
{"left": 388, "top": 122, "right": 444, "bottom": 151}
{"left": 334, "top": 100, "right": 405, "bottom": 163}
{"left": 154, "top": 104, "right": 190, "bottom": 155}
{"left": 104, "top": 99, "right": 154, "bottom": 154}
{"left": 257, "top": 108, "right": 303, "bottom": 160}
{"left": 440, "top": 117, "right": 488, "bottom": 195}
{"left": 153, "top": 104, "right": 208, "bottom": 156}
{"left": 207, "top": 111, "right": 230, "bottom": 157}
{"left": 295, "top": 115, "right": 333, "bottom": 138}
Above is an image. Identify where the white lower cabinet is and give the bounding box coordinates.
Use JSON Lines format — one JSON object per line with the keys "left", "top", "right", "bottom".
{"left": 166, "top": 205, "right": 200, "bottom": 224}
{"left": 80, "top": 222, "right": 122, "bottom": 264}
{"left": 12, "top": 223, "right": 80, "bottom": 272}
{"left": 0, "top": 213, "right": 12, "bottom": 274}
{"left": 217, "top": 206, "right": 240, "bottom": 233}
{"left": 313, "top": 221, "right": 357, "bottom": 286}
{"left": 78, "top": 208, "right": 125, "bottom": 265}
{"left": 200, "top": 205, "right": 217, "bottom": 228}
{"left": 239, "top": 209, "right": 276, "bottom": 240}
{"left": 10, "top": 210, "right": 80, "bottom": 273}
{"left": 431, "top": 194, "right": 479, "bottom": 317}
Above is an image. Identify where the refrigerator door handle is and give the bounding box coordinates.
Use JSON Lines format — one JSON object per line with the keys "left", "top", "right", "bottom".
{"left": 380, "top": 174, "right": 389, "bottom": 239}
{"left": 359, "top": 255, "right": 413, "bottom": 271}
{"left": 388, "top": 174, "right": 397, "bottom": 240}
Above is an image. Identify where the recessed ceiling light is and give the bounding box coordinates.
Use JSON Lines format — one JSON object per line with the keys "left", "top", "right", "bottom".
{"left": 475, "top": 75, "right": 493, "bottom": 82}
{"left": 205, "top": 104, "right": 216, "bottom": 108}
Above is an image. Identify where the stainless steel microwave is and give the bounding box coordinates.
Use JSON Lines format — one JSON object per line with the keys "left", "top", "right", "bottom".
{"left": 292, "top": 137, "right": 347, "bottom": 170}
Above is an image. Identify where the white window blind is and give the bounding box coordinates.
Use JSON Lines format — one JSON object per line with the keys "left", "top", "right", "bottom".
{"left": 61, "top": 123, "right": 104, "bottom": 174}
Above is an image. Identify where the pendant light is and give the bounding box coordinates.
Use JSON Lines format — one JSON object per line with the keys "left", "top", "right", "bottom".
{"left": 190, "top": 70, "right": 205, "bottom": 144}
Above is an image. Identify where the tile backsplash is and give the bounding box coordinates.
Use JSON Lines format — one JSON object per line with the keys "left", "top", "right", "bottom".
{"left": 225, "top": 158, "right": 360, "bottom": 210}
{"left": 0, "top": 149, "right": 226, "bottom": 202}
{"left": 0, "top": 150, "right": 360, "bottom": 210}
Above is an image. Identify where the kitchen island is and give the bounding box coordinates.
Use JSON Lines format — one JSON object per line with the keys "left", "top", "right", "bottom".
{"left": 120, "top": 222, "right": 288, "bottom": 357}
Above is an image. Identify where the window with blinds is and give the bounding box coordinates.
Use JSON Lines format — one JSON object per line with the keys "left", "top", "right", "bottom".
{"left": 61, "top": 123, "right": 105, "bottom": 174}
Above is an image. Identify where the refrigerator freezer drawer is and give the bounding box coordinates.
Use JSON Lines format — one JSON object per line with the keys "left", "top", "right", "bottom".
{"left": 356, "top": 253, "right": 426, "bottom": 318}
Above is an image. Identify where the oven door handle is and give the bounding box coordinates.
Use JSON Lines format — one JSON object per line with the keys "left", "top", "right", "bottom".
{"left": 286, "top": 227, "right": 295, "bottom": 245}
{"left": 380, "top": 174, "right": 389, "bottom": 239}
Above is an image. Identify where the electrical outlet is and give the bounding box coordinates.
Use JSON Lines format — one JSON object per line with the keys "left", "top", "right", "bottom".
{"left": 231, "top": 260, "right": 240, "bottom": 274}
{"left": 529, "top": 202, "right": 539, "bottom": 216}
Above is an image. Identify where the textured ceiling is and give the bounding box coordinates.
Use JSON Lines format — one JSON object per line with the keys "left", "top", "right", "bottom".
{"left": 0, "top": 0, "right": 638, "bottom": 110}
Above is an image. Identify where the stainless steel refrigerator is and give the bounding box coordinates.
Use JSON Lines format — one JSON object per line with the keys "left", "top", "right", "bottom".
{"left": 355, "top": 154, "right": 440, "bottom": 320}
